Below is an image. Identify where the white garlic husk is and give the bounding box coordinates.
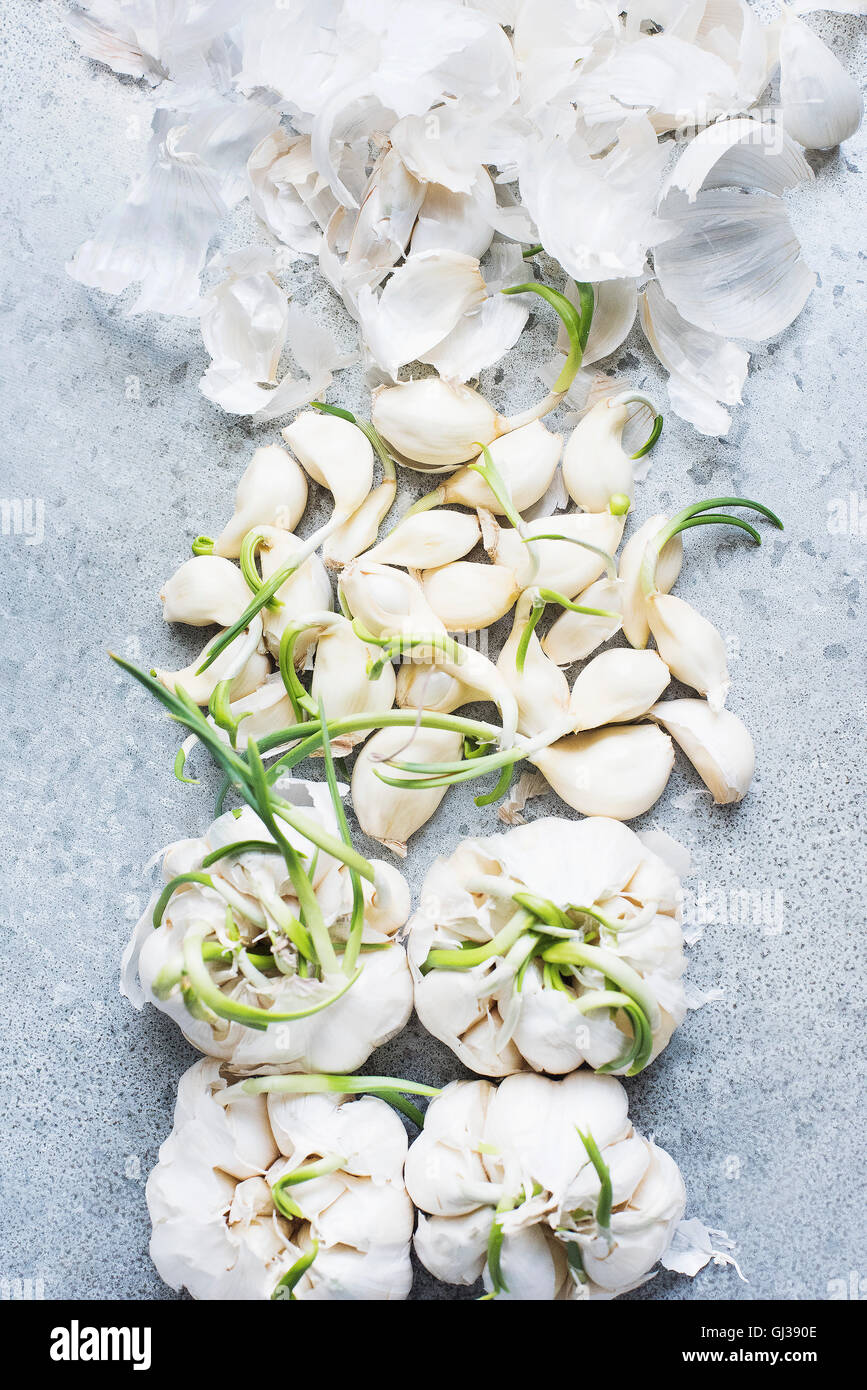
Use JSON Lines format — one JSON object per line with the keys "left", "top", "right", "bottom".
{"left": 155, "top": 619, "right": 269, "bottom": 706}
{"left": 561, "top": 398, "right": 635, "bottom": 514}
{"left": 407, "top": 816, "right": 687, "bottom": 1080}
{"left": 568, "top": 649, "right": 670, "bottom": 731}
{"left": 351, "top": 725, "right": 463, "bottom": 857}
{"left": 438, "top": 422, "right": 563, "bottom": 513}
{"left": 531, "top": 724, "right": 675, "bottom": 820}
{"left": 421, "top": 561, "right": 520, "bottom": 633}
{"left": 161, "top": 555, "right": 253, "bottom": 628}
{"left": 363, "top": 509, "right": 481, "bottom": 569}
{"left": 122, "top": 789, "right": 414, "bottom": 1072}
{"left": 619, "top": 515, "right": 683, "bottom": 650}
{"left": 779, "top": 9, "right": 863, "bottom": 151}
{"left": 542, "top": 577, "right": 623, "bottom": 666}
{"left": 311, "top": 616, "right": 396, "bottom": 751}
{"left": 256, "top": 528, "right": 333, "bottom": 664}
{"left": 215, "top": 445, "right": 308, "bottom": 558}
{"left": 147, "top": 1059, "right": 414, "bottom": 1300}
{"left": 282, "top": 411, "right": 374, "bottom": 520}
{"left": 490, "top": 512, "right": 625, "bottom": 597}
{"left": 645, "top": 592, "right": 730, "bottom": 710}
{"left": 497, "top": 596, "right": 570, "bottom": 737}
{"left": 340, "top": 560, "right": 444, "bottom": 640}
{"left": 407, "top": 1072, "right": 693, "bottom": 1300}
{"left": 649, "top": 699, "right": 755, "bottom": 804}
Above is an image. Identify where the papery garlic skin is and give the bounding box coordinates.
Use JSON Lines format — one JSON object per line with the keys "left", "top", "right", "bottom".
{"left": 364, "top": 509, "right": 481, "bottom": 569}
{"left": 780, "top": 10, "right": 863, "bottom": 151}
{"left": 161, "top": 555, "right": 253, "bottom": 627}
{"left": 619, "top": 515, "right": 683, "bottom": 649}
{"left": 441, "top": 421, "right": 562, "bottom": 512}
{"left": 532, "top": 724, "right": 675, "bottom": 820}
{"left": 407, "top": 817, "right": 687, "bottom": 1079}
{"left": 491, "top": 512, "right": 625, "bottom": 596}
{"left": 148, "top": 1059, "right": 413, "bottom": 1301}
{"left": 351, "top": 725, "right": 463, "bottom": 856}
{"left": 282, "top": 411, "right": 374, "bottom": 518}
{"left": 542, "top": 577, "right": 623, "bottom": 665}
{"left": 645, "top": 592, "right": 730, "bottom": 710}
{"left": 371, "top": 378, "right": 499, "bottom": 471}
{"left": 561, "top": 399, "right": 635, "bottom": 514}
{"left": 650, "top": 699, "right": 755, "bottom": 804}
{"left": 122, "top": 787, "right": 413, "bottom": 1072}
{"left": 406, "top": 1072, "right": 689, "bottom": 1300}
{"left": 568, "top": 649, "right": 670, "bottom": 731}
{"left": 421, "top": 561, "right": 520, "bottom": 633}
{"left": 215, "top": 445, "right": 308, "bottom": 558}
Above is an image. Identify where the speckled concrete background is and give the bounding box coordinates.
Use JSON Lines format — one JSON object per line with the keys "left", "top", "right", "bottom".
{"left": 1, "top": 3, "right": 865, "bottom": 1302}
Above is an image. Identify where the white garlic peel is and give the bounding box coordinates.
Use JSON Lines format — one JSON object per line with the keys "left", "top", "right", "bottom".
{"left": 650, "top": 699, "right": 755, "bottom": 804}
{"left": 406, "top": 1073, "right": 694, "bottom": 1299}
{"left": 122, "top": 786, "right": 413, "bottom": 1072}
{"left": 148, "top": 1059, "right": 413, "bottom": 1300}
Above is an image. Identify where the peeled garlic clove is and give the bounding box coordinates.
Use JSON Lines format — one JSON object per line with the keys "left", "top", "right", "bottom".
{"left": 322, "top": 479, "right": 397, "bottom": 570}
{"left": 619, "top": 514, "right": 683, "bottom": 649}
{"left": 282, "top": 411, "right": 374, "bottom": 517}
{"left": 561, "top": 399, "right": 634, "bottom": 513}
{"left": 649, "top": 699, "right": 755, "bottom": 804}
{"left": 440, "top": 422, "right": 563, "bottom": 513}
{"left": 160, "top": 555, "right": 253, "bottom": 628}
{"left": 364, "top": 510, "right": 481, "bottom": 569}
{"left": 491, "top": 511, "right": 625, "bottom": 597}
{"left": 257, "top": 529, "right": 333, "bottom": 663}
{"left": 340, "top": 560, "right": 444, "bottom": 639}
{"left": 351, "top": 726, "right": 463, "bottom": 856}
{"left": 532, "top": 724, "right": 674, "bottom": 820}
{"left": 156, "top": 621, "right": 269, "bottom": 706}
{"left": 497, "top": 600, "right": 570, "bottom": 737}
{"left": 569, "top": 649, "right": 670, "bottom": 731}
{"left": 217, "top": 674, "right": 296, "bottom": 743}
{"left": 645, "top": 592, "right": 729, "bottom": 710}
{"left": 214, "top": 445, "right": 308, "bottom": 558}
{"left": 421, "top": 561, "right": 520, "bottom": 633}
{"left": 312, "top": 618, "right": 396, "bottom": 748}
{"left": 542, "top": 577, "right": 623, "bottom": 665}
{"left": 395, "top": 662, "right": 473, "bottom": 714}
{"left": 780, "top": 9, "right": 863, "bottom": 151}
{"left": 371, "top": 378, "right": 499, "bottom": 472}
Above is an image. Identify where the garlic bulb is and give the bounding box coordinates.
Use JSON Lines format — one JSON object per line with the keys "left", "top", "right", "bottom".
{"left": 363, "top": 509, "right": 481, "bottom": 569}
{"left": 619, "top": 514, "right": 683, "bottom": 649}
{"left": 561, "top": 398, "right": 635, "bottom": 514}
{"left": 406, "top": 1072, "right": 691, "bottom": 1299}
{"left": 257, "top": 529, "right": 333, "bottom": 663}
{"left": 282, "top": 411, "right": 374, "bottom": 520}
{"left": 148, "top": 1059, "right": 414, "bottom": 1300}
{"left": 371, "top": 378, "right": 501, "bottom": 472}
{"left": 497, "top": 597, "right": 570, "bottom": 737}
{"left": 122, "top": 788, "right": 413, "bottom": 1072}
{"left": 532, "top": 724, "right": 674, "bottom": 820}
{"left": 351, "top": 725, "right": 463, "bottom": 856}
{"left": 490, "top": 511, "right": 625, "bottom": 596}
{"left": 436, "top": 421, "right": 563, "bottom": 513}
{"left": 311, "top": 617, "right": 396, "bottom": 750}
{"left": 645, "top": 592, "right": 730, "bottom": 709}
{"left": 421, "top": 561, "right": 520, "bottom": 633}
{"left": 155, "top": 619, "right": 269, "bottom": 706}
{"left": 408, "top": 816, "right": 687, "bottom": 1079}
{"left": 650, "top": 699, "right": 755, "bottom": 804}
{"left": 568, "top": 649, "right": 670, "bottom": 731}
{"left": 542, "top": 577, "right": 623, "bottom": 665}
{"left": 215, "top": 445, "right": 308, "bottom": 558}
{"left": 161, "top": 555, "right": 253, "bottom": 628}
{"left": 779, "top": 9, "right": 863, "bottom": 151}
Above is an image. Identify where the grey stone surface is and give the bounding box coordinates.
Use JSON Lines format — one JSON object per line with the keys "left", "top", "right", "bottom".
{"left": 1, "top": 5, "right": 865, "bottom": 1302}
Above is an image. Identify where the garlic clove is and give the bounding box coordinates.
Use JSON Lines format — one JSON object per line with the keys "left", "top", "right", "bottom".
{"left": 497, "top": 600, "right": 570, "bottom": 737}
{"left": 645, "top": 592, "right": 730, "bottom": 709}
{"left": 351, "top": 725, "right": 463, "bottom": 856}
{"left": 282, "top": 410, "right": 373, "bottom": 517}
{"left": 531, "top": 724, "right": 674, "bottom": 820}
{"left": 649, "top": 698, "right": 755, "bottom": 803}
{"left": 441, "top": 420, "right": 562, "bottom": 512}
{"left": 213, "top": 673, "right": 295, "bottom": 744}
{"left": 340, "top": 560, "right": 445, "bottom": 639}
{"left": 541, "top": 577, "right": 623, "bottom": 665}
{"left": 619, "top": 514, "right": 683, "bottom": 649}
{"left": 395, "top": 662, "right": 472, "bottom": 714}
{"left": 155, "top": 621, "right": 269, "bottom": 706}
{"left": 568, "top": 649, "right": 670, "bottom": 731}
{"left": 490, "top": 511, "right": 625, "bottom": 596}
{"left": 561, "top": 398, "right": 634, "bottom": 513}
{"left": 161, "top": 555, "right": 253, "bottom": 628}
{"left": 364, "top": 509, "right": 481, "bottom": 569}
{"left": 214, "top": 445, "right": 308, "bottom": 558}
{"left": 322, "top": 479, "right": 397, "bottom": 570}
{"left": 413, "top": 1210, "right": 491, "bottom": 1288}
{"left": 421, "top": 561, "right": 520, "bottom": 633}
{"left": 312, "top": 618, "right": 396, "bottom": 748}
{"left": 257, "top": 529, "right": 333, "bottom": 663}
{"left": 371, "top": 377, "right": 499, "bottom": 472}
{"left": 780, "top": 9, "right": 863, "bottom": 151}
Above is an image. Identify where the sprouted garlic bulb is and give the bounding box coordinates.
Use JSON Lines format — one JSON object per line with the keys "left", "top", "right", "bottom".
{"left": 619, "top": 513, "right": 682, "bottom": 650}
{"left": 311, "top": 615, "right": 396, "bottom": 751}
{"left": 561, "top": 393, "right": 662, "bottom": 515}
{"left": 255, "top": 528, "right": 333, "bottom": 664}
{"left": 407, "top": 816, "right": 687, "bottom": 1080}
{"left": 148, "top": 1059, "right": 433, "bottom": 1301}
{"left": 497, "top": 594, "right": 570, "bottom": 737}
{"left": 282, "top": 410, "right": 374, "bottom": 522}
{"left": 340, "top": 560, "right": 445, "bottom": 640}
{"left": 214, "top": 444, "right": 308, "bottom": 559}
{"left": 490, "top": 511, "right": 625, "bottom": 597}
